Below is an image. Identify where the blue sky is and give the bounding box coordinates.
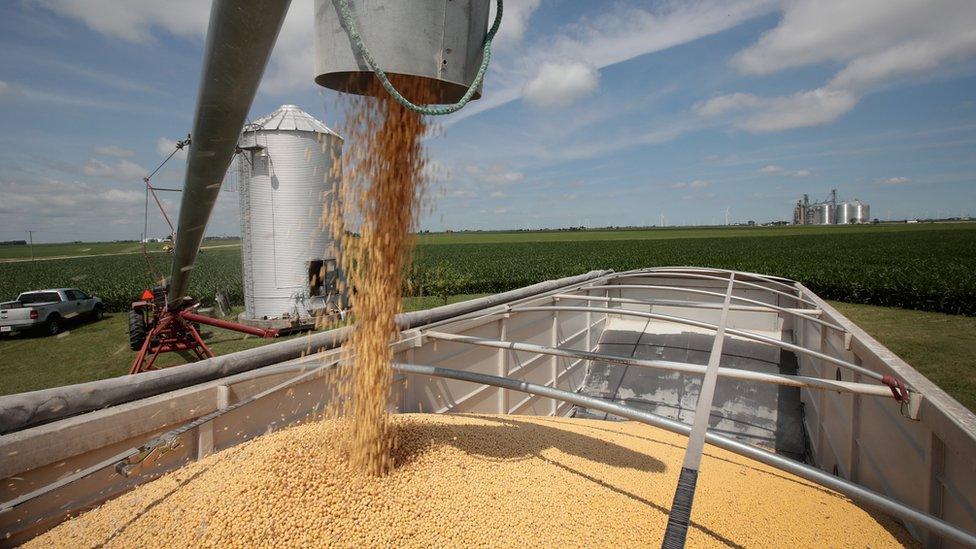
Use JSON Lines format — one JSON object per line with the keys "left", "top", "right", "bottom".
{"left": 1, "top": 0, "right": 975, "bottom": 242}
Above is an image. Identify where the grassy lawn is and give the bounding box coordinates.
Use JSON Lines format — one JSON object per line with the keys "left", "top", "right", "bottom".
{"left": 0, "top": 310, "right": 311, "bottom": 395}
{"left": 2, "top": 296, "right": 972, "bottom": 413}
{"left": 830, "top": 301, "right": 976, "bottom": 412}
{"left": 0, "top": 294, "right": 489, "bottom": 396}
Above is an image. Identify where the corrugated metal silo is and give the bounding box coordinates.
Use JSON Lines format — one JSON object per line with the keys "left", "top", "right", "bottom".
{"left": 812, "top": 202, "right": 835, "bottom": 225}
{"left": 852, "top": 199, "right": 870, "bottom": 223}
{"left": 837, "top": 202, "right": 854, "bottom": 224}
{"left": 237, "top": 105, "right": 343, "bottom": 321}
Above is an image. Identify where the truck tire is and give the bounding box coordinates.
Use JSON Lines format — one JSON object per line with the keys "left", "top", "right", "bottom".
{"left": 92, "top": 304, "right": 105, "bottom": 321}
{"left": 128, "top": 310, "right": 147, "bottom": 351}
{"left": 45, "top": 315, "right": 61, "bottom": 336}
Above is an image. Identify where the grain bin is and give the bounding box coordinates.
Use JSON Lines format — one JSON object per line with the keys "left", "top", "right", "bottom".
{"left": 851, "top": 199, "right": 870, "bottom": 223}
{"left": 837, "top": 202, "right": 854, "bottom": 224}
{"left": 313, "top": 0, "right": 491, "bottom": 103}
{"left": 812, "top": 202, "right": 835, "bottom": 225}
{"left": 237, "top": 105, "right": 343, "bottom": 322}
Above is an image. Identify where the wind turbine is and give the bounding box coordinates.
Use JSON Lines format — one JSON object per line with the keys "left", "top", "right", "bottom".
{"left": 724, "top": 207, "right": 731, "bottom": 226}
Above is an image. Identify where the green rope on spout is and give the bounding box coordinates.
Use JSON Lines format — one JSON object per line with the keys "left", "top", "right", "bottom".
{"left": 332, "top": 0, "right": 502, "bottom": 116}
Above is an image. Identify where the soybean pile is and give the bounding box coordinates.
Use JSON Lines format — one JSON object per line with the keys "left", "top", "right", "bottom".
{"left": 28, "top": 414, "right": 915, "bottom": 548}
{"left": 2, "top": 223, "right": 974, "bottom": 316}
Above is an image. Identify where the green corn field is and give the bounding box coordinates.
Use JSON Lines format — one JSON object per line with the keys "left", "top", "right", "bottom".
{"left": 2, "top": 224, "right": 974, "bottom": 315}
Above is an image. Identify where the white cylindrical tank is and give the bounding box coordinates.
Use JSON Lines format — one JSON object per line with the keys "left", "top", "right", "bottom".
{"left": 812, "top": 202, "right": 835, "bottom": 225}
{"left": 837, "top": 202, "right": 854, "bottom": 224}
{"left": 852, "top": 200, "right": 870, "bottom": 223}
{"left": 238, "top": 105, "right": 343, "bottom": 320}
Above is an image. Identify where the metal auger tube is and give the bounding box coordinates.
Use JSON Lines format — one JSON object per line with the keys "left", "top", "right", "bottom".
{"left": 167, "top": 0, "right": 291, "bottom": 307}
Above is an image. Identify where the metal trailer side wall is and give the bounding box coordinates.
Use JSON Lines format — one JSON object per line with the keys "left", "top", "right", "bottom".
{"left": 796, "top": 287, "right": 976, "bottom": 547}
{"left": 0, "top": 273, "right": 610, "bottom": 546}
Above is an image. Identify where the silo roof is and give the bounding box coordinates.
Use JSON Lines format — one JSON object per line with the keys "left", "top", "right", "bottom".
{"left": 245, "top": 104, "right": 342, "bottom": 138}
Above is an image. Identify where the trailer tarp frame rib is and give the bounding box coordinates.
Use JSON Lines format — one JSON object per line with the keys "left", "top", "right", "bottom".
{"left": 611, "top": 272, "right": 817, "bottom": 308}
{"left": 640, "top": 267, "right": 799, "bottom": 293}
{"left": 507, "top": 305, "right": 891, "bottom": 384}
{"left": 422, "top": 331, "right": 896, "bottom": 398}
{"left": 560, "top": 287, "right": 844, "bottom": 332}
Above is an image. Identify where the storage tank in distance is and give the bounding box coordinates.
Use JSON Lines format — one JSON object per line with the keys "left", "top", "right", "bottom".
{"left": 812, "top": 202, "right": 835, "bottom": 225}
{"left": 837, "top": 202, "right": 854, "bottom": 224}
{"left": 237, "top": 105, "right": 344, "bottom": 324}
{"left": 851, "top": 199, "right": 870, "bottom": 224}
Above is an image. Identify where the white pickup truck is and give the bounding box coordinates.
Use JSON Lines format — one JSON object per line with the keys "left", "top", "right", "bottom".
{"left": 0, "top": 288, "right": 104, "bottom": 336}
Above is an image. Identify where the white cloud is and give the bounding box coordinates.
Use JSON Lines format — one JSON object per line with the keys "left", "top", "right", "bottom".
{"left": 94, "top": 145, "right": 135, "bottom": 158}
{"left": 259, "top": 0, "right": 315, "bottom": 95}
{"left": 523, "top": 61, "right": 599, "bottom": 109}
{"left": 423, "top": 159, "right": 454, "bottom": 183}
{"left": 0, "top": 81, "right": 160, "bottom": 113}
{"left": 757, "top": 165, "right": 811, "bottom": 177}
{"left": 155, "top": 137, "right": 188, "bottom": 159}
{"left": 465, "top": 164, "right": 524, "bottom": 186}
{"left": 490, "top": 0, "right": 541, "bottom": 51}
{"left": 436, "top": 163, "right": 523, "bottom": 203}
{"left": 38, "top": 0, "right": 210, "bottom": 43}
{"left": 670, "top": 180, "right": 710, "bottom": 189}
{"left": 883, "top": 176, "right": 911, "bottom": 185}
{"left": 447, "top": 0, "right": 777, "bottom": 123}
{"left": 38, "top": 0, "right": 315, "bottom": 96}
{"left": 82, "top": 159, "right": 148, "bottom": 182}
{"left": 696, "top": 89, "right": 858, "bottom": 132}
{"left": 705, "top": 0, "right": 976, "bottom": 132}
{"left": 0, "top": 176, "right": 149, "bottom": 237}
{"left": 731, "top": 0, "right": 975, "bottom": 76}
{"left": 693, "top": 93, "right": 762, "bottom": 117}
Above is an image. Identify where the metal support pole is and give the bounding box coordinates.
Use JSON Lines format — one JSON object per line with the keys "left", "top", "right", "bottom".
{"left": 497, "top": 317, "right": 507, "bottom": 414}
{"left": 551, "top": 310, "right": 558, "bottom": 415}
{"left": 662, "top": 274, "right": 734, "bottom": 548}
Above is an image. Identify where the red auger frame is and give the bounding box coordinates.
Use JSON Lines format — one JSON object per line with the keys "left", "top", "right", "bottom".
{"left": 128, "top": 287, "right": 278, "bottom": 374}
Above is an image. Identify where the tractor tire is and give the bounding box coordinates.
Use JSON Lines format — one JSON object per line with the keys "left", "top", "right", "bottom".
{"left": 128, "top": 310, "right": 147, "bottom": 351}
